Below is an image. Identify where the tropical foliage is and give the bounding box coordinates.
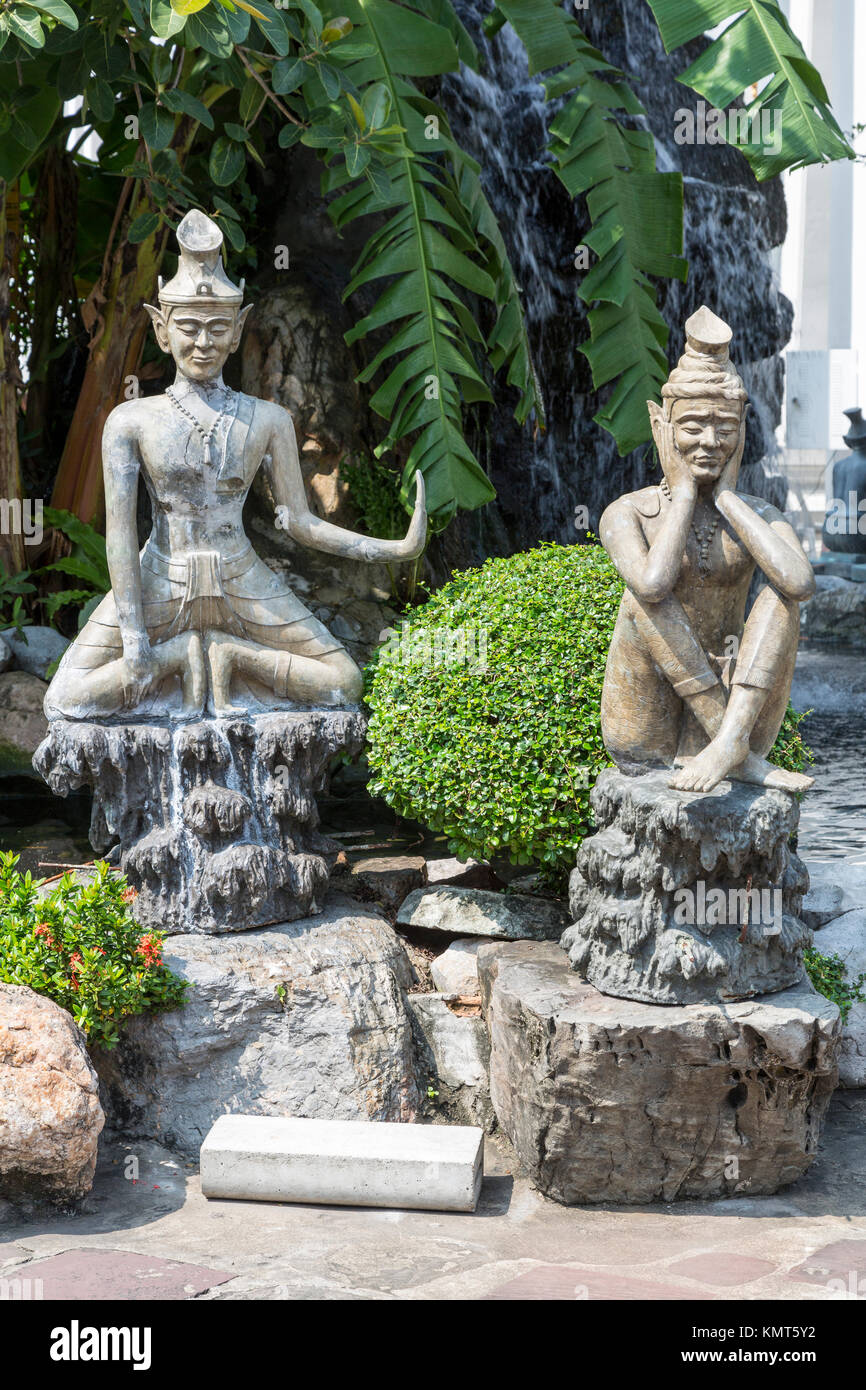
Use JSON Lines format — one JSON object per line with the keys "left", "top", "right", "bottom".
{"left": 0, "top": 0, "right": 853, "bottom": 562}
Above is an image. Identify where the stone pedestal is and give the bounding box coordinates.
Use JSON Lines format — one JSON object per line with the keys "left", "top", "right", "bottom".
{"left": 34, "top": 710, "right": 365, "bottom": 934}
{"left": 561, "top": 769, "right": 811, "bottom": 1004}
{"left": 479, "top": 940, "right": 841, "bottom": 1205}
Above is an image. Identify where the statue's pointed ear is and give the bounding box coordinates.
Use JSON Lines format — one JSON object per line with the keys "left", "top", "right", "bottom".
{"left": 231, "top": 303, "right": 254, "bottom": 347}
{"left": 647, "top": 399, "right": 664, "bottom": 444}
{"left": 144, "top": 303, "right": 169, "bottom": 351}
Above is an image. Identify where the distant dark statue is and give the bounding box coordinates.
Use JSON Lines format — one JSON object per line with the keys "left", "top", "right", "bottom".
{"left": 823, "top": 407, "right": 866, "bottom": 555}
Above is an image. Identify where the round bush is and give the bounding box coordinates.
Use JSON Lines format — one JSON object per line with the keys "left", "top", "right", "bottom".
{"left": 366, "top": 543, "right": 623, "bottom": 874}
{"left": 365, "top": 540, "right": 814, "bottom": 877}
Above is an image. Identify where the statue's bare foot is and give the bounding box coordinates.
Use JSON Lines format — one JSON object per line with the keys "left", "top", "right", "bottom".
{"left": 205, "top": 632, "right": 247, "bottom": 716}
{"left": 669, "top": 730, "right": 749, "bottom": 793}
{"left": 730, "top": 750, "right": 814, "bottom": 793}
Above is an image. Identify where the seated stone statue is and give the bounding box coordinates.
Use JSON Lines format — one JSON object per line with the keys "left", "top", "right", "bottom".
{"left": 45, "top": 209, "right": 426, "bottom": 721}
{"left": 599, "top": 305, "right": 815, "bottom": 794}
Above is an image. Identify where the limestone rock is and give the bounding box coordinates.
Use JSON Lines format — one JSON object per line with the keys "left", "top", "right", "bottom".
{"left": 408, "top": 993, "right": 491, "bottom": 1128}
{"left": 0, "top": 984, "right": 104, "bottom": 1202}
{"left": 398, "top": 886, "right": 569, "bottom": 941}
{"left": 348, "top": 855, "right": 427, "bottom": 911}
{"left": 34, "top": 710, "right": 366, "bottom": 934}
{"left": 93, "top": 898, "right": 419, "bottom": 1156}
{"left": 479, "top": 940, "right": 840, "bottom": 1205}
{"left": 0, "top": 633, "right": 11, "bottom": 674}
{"left": 804, "top": 857, "right": 866, "bottom": 918}
{"left": 801, "top": 576, "right": 866, "bottom": 648}
{"left": 562, "top": 769, "right": 811, "bottom": 1005}
{"left": 801, "top": 881, "right": 846, "bottom": 930}
{"left": 430, "top": 940, "right": 483, "bottom": 996}
{"left": 425, "top": 858, "right": 503, "bottom": 891}
{"left": 5, "top": 625, "right": 69, "bottom": 679}
{"left": 810, "top": 910, "right": 866, "bottom": 1087}
{"left": 0, "top": 670, "right": 48, "bottom": 773}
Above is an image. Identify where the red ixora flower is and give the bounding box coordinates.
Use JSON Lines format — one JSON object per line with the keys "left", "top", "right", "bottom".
{"left": 122, "top": 887, "right": 138, "bottom": 903}
{"left": 135, "top": 933, "right": 163, "bottom": 968}
{"left": 34, "top": 923, "right": 57, "bottom": 949}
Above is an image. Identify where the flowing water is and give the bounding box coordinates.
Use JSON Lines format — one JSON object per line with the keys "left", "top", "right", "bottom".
{"left": 791, "top": 645, "right": 866, "bottom": 864}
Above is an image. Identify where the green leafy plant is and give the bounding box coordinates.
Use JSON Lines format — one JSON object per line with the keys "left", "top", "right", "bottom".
{"left": 0, "top": 561, "right": 36, "bottom": 638}
{"left": 365, "top": 541, "right": 817, "bottom": 878}
{"left": 770, "top": 700, "right": 814, "bottom": 781}
{"left": 804, "top": 946, "right": 866, "bottom": 1024}
{"left": 341, "top": 454, "right": 407, "bottom": 541}
{"left": 0, "top": 852, "right": 188, "bottom": 1049}
{"left": 36, "top": 506, "right": 111, "bottom": 628}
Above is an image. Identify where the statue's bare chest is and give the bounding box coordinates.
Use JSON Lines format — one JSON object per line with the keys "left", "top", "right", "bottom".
{"left": 136, "top": 393, "right": 270, "bottom": 509}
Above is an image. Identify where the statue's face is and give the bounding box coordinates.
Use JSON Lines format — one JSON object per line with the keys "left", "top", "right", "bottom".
{"left": 155, "top": 305, "right": 245, "bottom": 382}
{"left": 670, "top": 397, "right": 743, "bottom": 485}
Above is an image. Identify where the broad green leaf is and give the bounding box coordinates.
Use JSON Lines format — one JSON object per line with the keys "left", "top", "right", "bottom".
{"left": 223, "top": 120, "right": 248, "bottom": 140}
{"left": 186, "top": 5, "right": 234, "bottom": 54}
{"left": 139, "top": 101, "right": 176, "bottom": 150}
{"left": 159, "top": 86, "right": 215, "bottom": 129}
{"left": 18, "top": 0, "right": 78, "bottom": 28}
{"left": 209, "top": 133, "right": 245, "bottom": 183}
{"left": 0, "top": 86, "right": 60, "bottom": 180}
{"left": 239, "top": 73, "right": 267, "bottom": 124}
{"left": 645, "top": 0, "right": 853, "bottom": 178}
{"left": 278, "top": 122, "right": 303, "bottom": 147}
{"left": 7, "top": 7, "right": 45, "bottom": 47}
{"left": 150, "top": 0, "right": 187, "bottom": 37}
{"left": 87, "top": 76, "right": 115, "bottom": 124}
{"left": 170, "top": 0, "right": 212, "bottom": 13}
{"left": 249, "top": 0, "right": 290, "bottom": 53}
{"left": 272, "top": 56, "right": 305, "bottom": 94}
{"left": 321, "top": 15, "right": 352, "bottom": 42}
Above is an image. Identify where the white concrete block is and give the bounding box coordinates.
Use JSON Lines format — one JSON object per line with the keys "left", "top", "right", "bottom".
{"left": 200, "top": 1114, "right": 483, "bottom": 1212}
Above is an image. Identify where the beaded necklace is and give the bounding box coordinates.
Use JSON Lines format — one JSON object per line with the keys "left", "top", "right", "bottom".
{"left": 166, "top": 383, "right": 234, "bottom": 465}
{"left": 659, "top": 476, "right": 719, "bottom": 576}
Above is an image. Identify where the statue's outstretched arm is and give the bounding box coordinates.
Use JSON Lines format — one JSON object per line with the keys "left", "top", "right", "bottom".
{"left": 103, "top": 410, "right": 148, "bottom": 661}
{"left": 264, "top": 407, "right": 427, "bottom": 561}
{"left": 714, "top": 491, "right": 815, "bottom": 601}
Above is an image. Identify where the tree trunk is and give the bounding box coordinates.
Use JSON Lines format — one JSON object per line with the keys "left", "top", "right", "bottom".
{"left": 0, "top": 179, "right": 25, "bottom": 578}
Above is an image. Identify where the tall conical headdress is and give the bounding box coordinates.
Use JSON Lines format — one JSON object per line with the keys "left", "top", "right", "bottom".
{"left": 661, "top": 305, "right": 748, "bottom": 415}
{"left": 157, "top": 209, "right": 244, "bottom": 308}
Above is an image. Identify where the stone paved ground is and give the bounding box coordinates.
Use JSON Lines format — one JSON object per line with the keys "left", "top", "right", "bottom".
{"left": 2, "top": 1090, "right": 865, "bottom": 1302}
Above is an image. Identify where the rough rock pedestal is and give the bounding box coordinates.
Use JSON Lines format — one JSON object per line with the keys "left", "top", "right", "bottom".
{"left": 479, "top": 941, "right": 840, "bottom": 1205}
{"left": 561, "top": 769, "right": 812, "bottom": 1005}
{"left": 34, "top": 710, "right": 365, "bottom": 934}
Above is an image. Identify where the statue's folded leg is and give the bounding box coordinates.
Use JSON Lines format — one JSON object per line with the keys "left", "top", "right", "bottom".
{"left": 603, "top": 590, "right": 730, "bottom": 767}
{"left": 728, "top": 583, "right": 800, "bottom": 757}
{"left": 205, "top": 626, "right": 363, "bottom": 712}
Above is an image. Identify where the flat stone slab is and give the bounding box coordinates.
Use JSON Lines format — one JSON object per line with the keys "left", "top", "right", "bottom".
{"left": 431, "top": 939, "right": 483, "bottom": 995}
{"left": 200, "top": 1114, "right": 483, "bottom": 1212}
{"left": 398, "top": 886, "right": 569, "bottom": 940}
{"left": 478, "top": 940, "right": 840, "bottom": 1205}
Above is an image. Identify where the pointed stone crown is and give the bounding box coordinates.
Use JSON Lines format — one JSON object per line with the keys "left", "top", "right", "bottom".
{"left": 157, "top": 209, "right": 244, "bottom": 308}
{"left": 661, "top": 304, "right": 747, "bottom": 412}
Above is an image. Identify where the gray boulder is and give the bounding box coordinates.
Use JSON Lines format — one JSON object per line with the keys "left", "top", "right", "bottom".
{"left": 801, "top": 576, "right": 866, "bottom": 648}
{"left": 408, "top": 993, "right": 491, "bottom": 1127}
{"left": 430, "top": 939, "right": 483, "bottom": 996}
{"left": 0, "top": 633, "right": 11, "bottom": 674}
{"left": 0, "top": 984, "right": 104, "bottom": 1203}
{"left": 94, "top": 897, "right": 420, "bottom": 1156}
{"left": 810, "top": 909, "right": 866, "bottom": 1086}
{"left": 479, "top": 940, "right": 840, "bottom": 1205}
{"left": 5, "top": 625, "right": 69, "bottom": 679}
{"left": 0, "top": 670, "right": 48, "bottom": 773}
{"left": 397, "top": 886, "right": 569, "bottom": 940}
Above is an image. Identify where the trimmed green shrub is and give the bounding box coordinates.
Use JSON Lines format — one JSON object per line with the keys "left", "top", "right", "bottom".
{"left": 0, "top": 853, "right": 187, "bottom": 1049}
{"left": 365, "top": 541, "right": 815, "bottom": 877}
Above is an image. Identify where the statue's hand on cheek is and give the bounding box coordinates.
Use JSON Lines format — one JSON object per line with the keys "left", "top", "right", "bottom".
{"left": 650, "top": 406, "right": 696, "bottom": 503}
{"left": 714, "top": 411, "right": 748, "bottom": 506}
